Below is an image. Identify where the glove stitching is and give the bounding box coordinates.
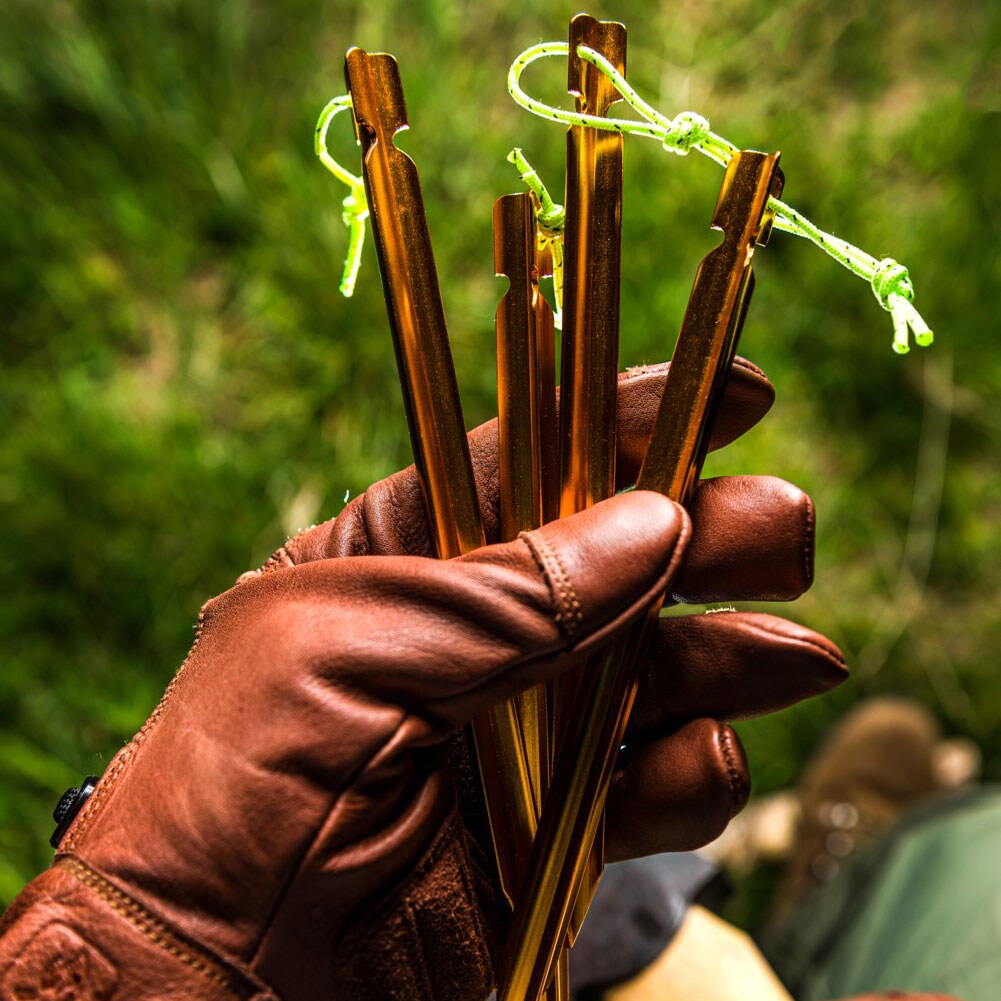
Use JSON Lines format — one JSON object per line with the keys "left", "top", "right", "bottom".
{"left": 680, "top": 612, "right": 845, "bottom": 672}
{"left": 624, "top": 356, "right": 763, "bottom": 382}
{"left": 64, "top": 605, "right": 211, "bottom": 850}
{"left": 346, "top": 496, "right": 373, "bottom": 556}
{"left": 403, "top": 899, "right": 435, "bottom": 1001}
{"left": 58, "top": 857, "right": 256, "bottom": 995}
{"left": 453, "top": 817, "right": 494, "bottom": 977}
{"left": 718, "top": 726, "right": 747, "bottom": 809}
{"left": 260, "top": 546, "right": 296, "bottom": 573}
{"left": 730, "top": 356, "right": 768, "bottom": 380}
{"left": 801, "top": 493, "right": 816, "bottom": 589}
{"left": 517, "top": 531, "right": 583, "bottom": 640}
{"left": 739, "top": 618, "right": 846, "bottom": 671}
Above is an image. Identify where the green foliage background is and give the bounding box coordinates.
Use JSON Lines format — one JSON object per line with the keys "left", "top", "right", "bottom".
{"left": 0, "top": 0, "right": 997, "bottom": 915}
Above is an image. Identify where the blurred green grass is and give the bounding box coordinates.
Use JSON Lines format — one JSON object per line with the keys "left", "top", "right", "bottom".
{"left": 0, "top": 0, "right": 998, "bottom": 913}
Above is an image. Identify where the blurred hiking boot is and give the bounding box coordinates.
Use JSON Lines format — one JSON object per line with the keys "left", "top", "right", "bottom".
{"left": 771, "top": 697, "right": 979, "bottom": 917}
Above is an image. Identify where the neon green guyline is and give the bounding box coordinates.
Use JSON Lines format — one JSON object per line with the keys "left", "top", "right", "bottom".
{"left": 314, "top": 96, "right": 369, "bottom": 298}
{"left": 316, "top": 42, "right": 934, "bottom": 354}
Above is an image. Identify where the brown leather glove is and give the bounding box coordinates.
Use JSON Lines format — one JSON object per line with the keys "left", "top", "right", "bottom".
{"left": 0, "top": 360, "right": 846, "bottom": 1001}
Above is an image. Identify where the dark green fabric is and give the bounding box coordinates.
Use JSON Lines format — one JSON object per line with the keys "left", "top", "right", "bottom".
{"left": 762, "top": 787, "right": 1001, "bottom": 1000}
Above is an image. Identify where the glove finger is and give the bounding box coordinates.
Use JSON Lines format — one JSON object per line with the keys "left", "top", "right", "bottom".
{"left": 275, "top": 358, "right": 772, "bottom": 565}
{"left": 605, "top": 719, "right": 750, "bottom": 860}
{"left": 626, "top": 611, "right": 847, "bottom": 742}
{"left": 613, "top": 358, "right": 773, "bottom": 486}
{"left": 671, "top": 475, "right": 815, "bottom": 604}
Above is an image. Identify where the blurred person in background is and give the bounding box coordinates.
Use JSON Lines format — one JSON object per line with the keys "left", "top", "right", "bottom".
{"left": 570, "top": 697, "right": 992, "bottom": 1000}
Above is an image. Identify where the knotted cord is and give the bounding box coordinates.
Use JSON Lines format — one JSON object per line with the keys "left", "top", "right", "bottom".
{"left": 508, "top": 42, "right": 933, "bottom": 354}
{"left": 314, "top": 42, "right": 934, "bottom": 353}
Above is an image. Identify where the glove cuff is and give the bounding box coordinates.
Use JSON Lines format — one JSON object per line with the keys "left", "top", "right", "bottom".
{"left": 0, "top": 858, "right": 276, "bottom": 1001}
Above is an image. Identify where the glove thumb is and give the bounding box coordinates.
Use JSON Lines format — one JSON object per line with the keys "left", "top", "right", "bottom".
{"left": 416, "top": 490, "right": 691, "bottom": 723}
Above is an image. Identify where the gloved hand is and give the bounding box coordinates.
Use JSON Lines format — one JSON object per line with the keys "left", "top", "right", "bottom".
{"left": 0, "top": 360, "right": 846, "bottom": 1001}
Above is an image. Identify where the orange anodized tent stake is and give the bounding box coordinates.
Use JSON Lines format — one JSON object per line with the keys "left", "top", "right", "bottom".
{"left": 498, "top": 150, "right": 785, "bottom": 1001}
{"left": 494, "top": 190, "right": 565, "bottom": 1000}
{"left": 494, "top": 191, "right": 559, "bottom": 815}
{"left": 344, "top": 46, "right": 537, "bottom": 906}
{"left": 552, "top": 14, "right": 627, "bottom": 956}
{"left": 556, "top": 11, "right": 625, "bottom": 575}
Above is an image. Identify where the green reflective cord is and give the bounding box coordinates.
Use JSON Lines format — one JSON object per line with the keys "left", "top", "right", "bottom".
{"left": 507, "top": 42, "right": 934, "bottom": 354}
{"left": 507, "top": 148, "right": 565, "bottom": 328}
{"left": 315, "top": 43, "right": 933, "bottom": 353}
{"left": 314, "top": 96, "right": 369, "bottom": 297}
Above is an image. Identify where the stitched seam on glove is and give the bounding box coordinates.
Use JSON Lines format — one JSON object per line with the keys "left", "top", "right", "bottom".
{"left": 260, "top": 546, "right": 296, "bottom": 573}
{"left": 624, "top": 356, "right": 764, "bottom": 382}
{"left": 518, "top": 531, "right": 583, "bottom": 640}
{"left": 802, "top": 493, "right": 816, "bottom": 588}
{"left": 453, "top": 815, "right": 495, "bottom": 975}
{"left": 402, "top": 900, "right": 435, "bottom": 1001}
{"left": 719, "top": 726, "right": 747, "bottom": 806}
{"left": 63, "top": 606, "right": 211, "bottom": 850}
{"left": 58, "top": 857, "right": 261, "bottom": 996}
{"left": 740, "top": 618, "right": 846, "bottom": 671}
